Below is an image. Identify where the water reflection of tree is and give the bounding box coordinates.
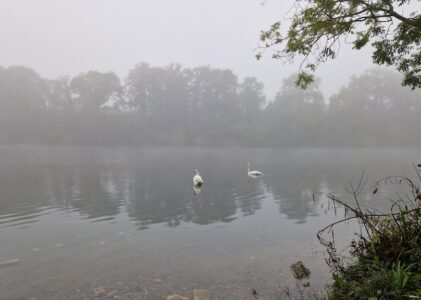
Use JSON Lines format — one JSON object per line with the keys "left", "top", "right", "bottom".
{"left": 0, "top": 148, "right": 122, "bottom": 226}
{"left": 188, "top": 191, "right": 238, "bottom": 225}
{"left": 125, "top": 160, "right": 243, "bottom": 229}
{"left": 39, "top": 148, "right": 130, "bottom": 220}
{"left": 0, "top": 147, "right": 266, "bottom": 229}
{"left": 261, "top": 160, "right": 328, "bottom": 224}
{"left": 0, "top": 163, "right": 50, "bottom": 226}
{"left": 188, "top": 165, "right": 264, "bottom": 224}
{"left": 261, "top": 149, "right": 419, "bottom": 224}
{"left": 3, "top": 147, "right": 412, "bottom": 229}
{"left": 125, "top": 172, "right": 190, "bottom": 229}
{"left": 44, "top": 161, "right": 124, "bottom": 220}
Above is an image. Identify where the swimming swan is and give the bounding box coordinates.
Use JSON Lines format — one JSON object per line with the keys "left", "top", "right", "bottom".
{"left": 247, "top": 162, "right": 263, "bottom": 176}
{"left": 193, "top": 169, "right": 204, "bottom": 187}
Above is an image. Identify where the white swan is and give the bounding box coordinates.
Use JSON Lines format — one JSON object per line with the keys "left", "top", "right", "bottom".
{"left": 193, "top": 169, "right": 204, "bottom": 187}
{"left": 247, "top": 162, "right": 263, "bottom": 176}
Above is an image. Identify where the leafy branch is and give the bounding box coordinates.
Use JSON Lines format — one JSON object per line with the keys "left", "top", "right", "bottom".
{"left": 258, "top": 0, "right": 421, "bottom": 89}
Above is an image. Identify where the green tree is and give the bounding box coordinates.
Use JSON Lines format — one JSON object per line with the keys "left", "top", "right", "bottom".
{"left": 258, "top": 0, "right": 421, "bottom": 89}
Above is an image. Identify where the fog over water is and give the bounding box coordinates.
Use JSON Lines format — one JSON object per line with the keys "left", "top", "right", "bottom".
{"left": 0, "top": 0, "right": 421, "bottom": 299}
{"left": 0, "top": 146, "right": 419, "bottom": 299}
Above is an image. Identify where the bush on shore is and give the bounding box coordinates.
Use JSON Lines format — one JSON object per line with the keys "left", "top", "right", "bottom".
{"left": 318, "top": 167, "right": 421, "bottom": 299}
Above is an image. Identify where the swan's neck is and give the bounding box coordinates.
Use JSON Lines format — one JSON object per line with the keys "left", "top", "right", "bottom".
{"left": 247, "top": 165, "right": 250, "bottom": 173}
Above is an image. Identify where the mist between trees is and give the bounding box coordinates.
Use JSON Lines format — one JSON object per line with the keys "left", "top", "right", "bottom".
{"left": 0, "top": 63, "right": 420, "bottom": 147}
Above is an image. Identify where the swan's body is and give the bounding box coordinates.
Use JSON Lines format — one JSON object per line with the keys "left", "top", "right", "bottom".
{"left": 247, "top": 162, "right": 263, "bottom": 176}
{"left": 193, "top": 169, "right": 204, "bottom": 187}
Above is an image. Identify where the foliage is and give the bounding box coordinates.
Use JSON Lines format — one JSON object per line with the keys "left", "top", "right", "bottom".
{"left": 1, "top": 64, "right": 421, "bottom": 146}
{"left": 328, "top": 69, "right": 421, "bottom": 146}
{"left": 258, "top": 0, "right": 421, "bottom": 89}
{"left": 265, "top": 74, "right": 326, "bottom": 146}
{"left": 70, "top": 71, "right": 121, "bottom": 113}
{"left": 0, "top": 65, "right": 47, "bottom": 112}
{"left": 317, "top": 167, "right": 421, "bottom": 299}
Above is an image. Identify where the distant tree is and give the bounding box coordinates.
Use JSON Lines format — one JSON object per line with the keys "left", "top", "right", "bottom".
{"left": 126, "top": 63, "right": 191, "bottom": 117}
{"left": 328, "top": 69, "right": 421, "bottom": 146}
{"left": 0, "top": 65, "right": 47, "bottom": 113}
{"left": 330, "top": 69, "right": 419, "bottom": 113}
{"left": 125, "top": 63, "right": 164, "bottom": 115}
{"left": 189, "top": 66, "right": 240, "bottom": 120}
{"left": 258, "top": 0, "right": 421, "bottom": 89}
{"left": 125, "top": 63, "right": 193, "bottom": 144}
{"left": 189, "top": 66, "right": 240, "bottom": 145}
{"left": 70, "top": 71, "right": 121, "bottom": 113}
{"left": 234, "top": 77, "right": 266, "bottom": 145}
{"left": 46, "top": 77, "right": 73, "bottom": 111}
{"left": 265, "top": 74, "right": 325, "bottom": 146}
{"left": 238, "top": 77, "right": 265, "bottom": 117}
{"left": 0, "top": 66, "right": 49, "bottom": 143}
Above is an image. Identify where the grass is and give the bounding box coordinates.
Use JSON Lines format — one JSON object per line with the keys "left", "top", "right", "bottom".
{"left": 317, "top": 166, "right": 421, "bottom": 300}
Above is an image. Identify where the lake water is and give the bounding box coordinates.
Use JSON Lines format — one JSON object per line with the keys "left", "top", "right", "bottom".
{"left": 0, "top": 146, "right": 419, "bottom": 299}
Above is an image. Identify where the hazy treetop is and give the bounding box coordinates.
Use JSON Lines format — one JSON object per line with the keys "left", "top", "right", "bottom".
{"left": 0, "top": 0, "right": 390, "bottom": 97}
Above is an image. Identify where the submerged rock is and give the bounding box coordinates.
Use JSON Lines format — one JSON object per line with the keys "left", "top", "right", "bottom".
{"left": 167, "top": 295, "right": 188, "bottom": 300}
{"left": 93, "top": 286, "right": 107, "bottom": 297}
{"left": 0, "top": 258, "right": 20, "bottom": 268}
{"left": 193, "top": 289, "right": 210, "bottom": 300}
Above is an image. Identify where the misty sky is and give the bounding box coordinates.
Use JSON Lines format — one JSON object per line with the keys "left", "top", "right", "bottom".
{"left": 0, "top": 0, "right": 404, "bottom": 98}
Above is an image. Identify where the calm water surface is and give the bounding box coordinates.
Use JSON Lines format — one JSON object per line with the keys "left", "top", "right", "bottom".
{"left": 0, "top": 146, "right": 418, "bottom": 299}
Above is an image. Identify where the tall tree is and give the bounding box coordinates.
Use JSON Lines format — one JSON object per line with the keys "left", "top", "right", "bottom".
{"left": 328, "top": 69, "right": 421, "bottom": 146}
{"left": 238, "top": 77, "right": 265, "bottom": 118}
{"left": 125, "top": 63, "right": 193, "bottom": 144}
{"left": 238, "top": 77, "right": 266, "bottom": 142}
{"left": 188, "top": 66, "right": 240, "bottom": 145}
{"left": 0, "top": 65, "right": 47, "bottom": 113}
{"left": 70, "top": 71, "right": 121, "bottom": 113}
{"left": 46, "top": 77, "right": 73, "bottom": 111}
{"left": 258, "top": 0, "right": 421, "bottom": 89}
{"left": 265, "top": 74, "right": 326, "bottom": 146}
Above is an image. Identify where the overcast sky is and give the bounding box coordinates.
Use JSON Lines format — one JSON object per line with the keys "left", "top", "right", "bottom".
{"left": 0, "top": 0, "right": 410, "bottom": 99}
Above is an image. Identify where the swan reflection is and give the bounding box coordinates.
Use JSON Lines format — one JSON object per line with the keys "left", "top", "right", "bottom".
{"left": 193, "top": 184, "right": 202, "bottom": 195}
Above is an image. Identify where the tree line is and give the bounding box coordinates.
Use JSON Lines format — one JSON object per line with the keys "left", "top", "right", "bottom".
{"left": 0, "top": 63, "right": 420, "bottom": 147}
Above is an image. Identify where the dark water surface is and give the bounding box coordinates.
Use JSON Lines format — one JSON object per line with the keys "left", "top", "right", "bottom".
{"left": 0, "top": 146, "right": 418, "bottom": 299}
